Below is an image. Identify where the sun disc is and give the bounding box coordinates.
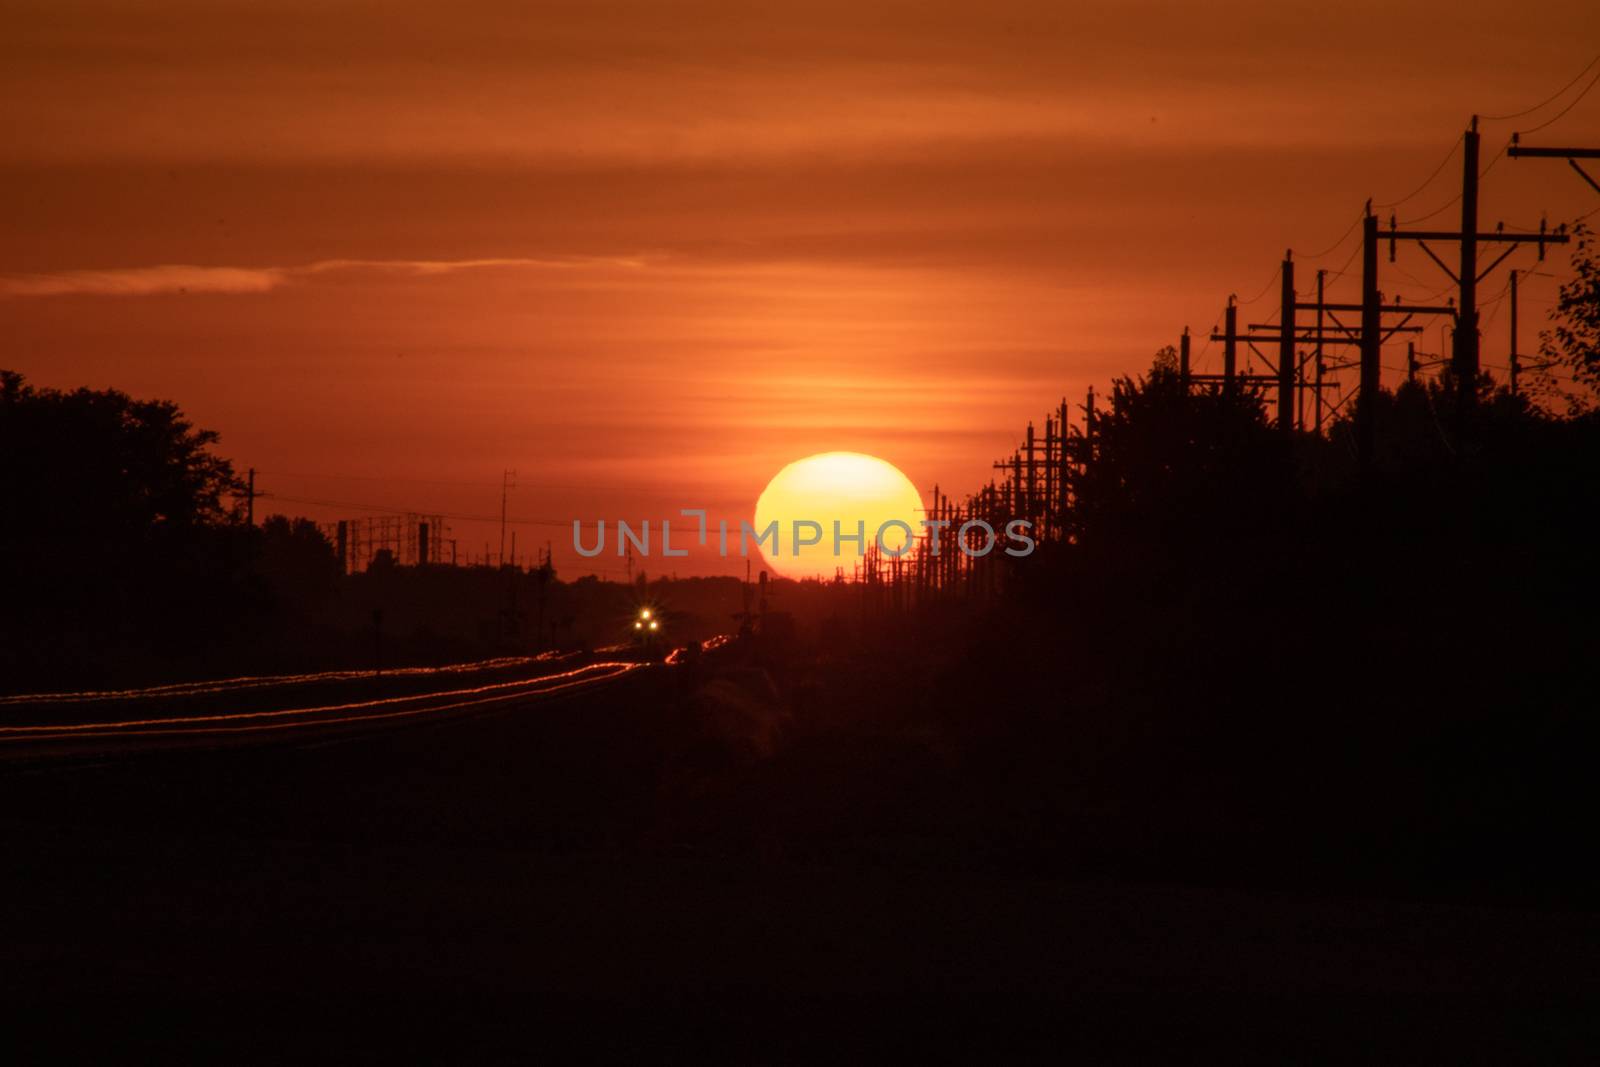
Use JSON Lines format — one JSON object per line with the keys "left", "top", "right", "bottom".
{"left": 752, "top": 452, "right": 923, "bottom": 580}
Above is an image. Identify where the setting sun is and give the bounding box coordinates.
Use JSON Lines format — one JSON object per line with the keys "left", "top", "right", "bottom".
{"left": 752, "top": 452, "right": 924, "bottom": 580}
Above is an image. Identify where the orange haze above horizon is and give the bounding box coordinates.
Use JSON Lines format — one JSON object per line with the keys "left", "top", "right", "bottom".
{"left": 2, "top": 0, "right": 1597, "bottom": 576}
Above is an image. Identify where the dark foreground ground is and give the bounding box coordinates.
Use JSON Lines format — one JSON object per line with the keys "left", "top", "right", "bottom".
{"left": 2, "top": 666, "right": 1596, "bottom": 1064}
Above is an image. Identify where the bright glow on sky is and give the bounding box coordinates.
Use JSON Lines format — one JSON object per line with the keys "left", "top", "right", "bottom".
{"left": 753, "top": 452, "right": 924, "bottom": 580}
{"left": 1, "top": 1, "right": 1596, "bottom": 576}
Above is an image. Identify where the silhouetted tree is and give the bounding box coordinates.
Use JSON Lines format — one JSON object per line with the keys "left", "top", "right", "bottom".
{"left": 0, "top": 371, "right": 243, "bottom": 544}
{"left": 0, "top": 371, "right": 248, "bottom": 687}
{"left": 256, "top": 515, "right": 340, "bottom": 612}
{"left": 1536, "top": 222, "right": 1600, "bottom": 414}
{"left": 1066, "top": 354, "right": 1288, "bottom": 557}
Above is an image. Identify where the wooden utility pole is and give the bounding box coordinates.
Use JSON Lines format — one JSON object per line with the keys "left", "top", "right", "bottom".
{"left": 1204, "top": 303, "right": 1347, "bottom": 419}
{"left": 499, "top": 469, "right": 516, "bottom": 567}
{"left": 1056, "top": 397, "right": 1070, "bottom": 530}
{"left": 1041, "top": 417, "right": 1055, "bottom": 540}
{"left": 245, "top": 467, "right": 255, "bottom": 527}
{"left": 1179, "top": 327, "right": 1191, "bottom": 388}
{"left": 1509, "top": 268, "right": 1520, "bottom": 397}
{"left": 1359, "top": 211, "right": 1381, "bottom": 474}
{"left": 1314, "top": 270, "right": 1325, "bottom": 433}
{"left": 1223, "top": 298, "right": 1238, "bottom": 393}
{"left": 1382, "top": 119, "right": 1567, "bottom": 426}
{"left": 1010, "top": 452, "right": 1022, "bottom": 517}
{"left": 1247, "top": 281, "right": 1447, "bottom": 444}
{"left": 1279, "top": 252, "right": 1295, "bottom": 434}
{"left": 1024, "top": 422, "right": 1037, "bottom": 525}
{"left": 1456, "top": 117, "right": 1480, "bottom": 416}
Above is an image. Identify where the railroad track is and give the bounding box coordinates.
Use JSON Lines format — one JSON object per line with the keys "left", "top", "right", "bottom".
{"left": 0, "top": 658, "right": 650, "bottom": 762}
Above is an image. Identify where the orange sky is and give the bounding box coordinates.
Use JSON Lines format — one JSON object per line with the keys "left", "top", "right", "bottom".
{"left": 2, "top": 1, "right": 1597, "bottom": 576}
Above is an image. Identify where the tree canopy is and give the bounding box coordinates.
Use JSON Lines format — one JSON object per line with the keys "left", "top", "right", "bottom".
{"left": 0, "top": 370, "right": 242, "bottom": 549}
{"left": 0, "top": 371, "right": 248, "bottom": 686}
{"left": 1537, "top": 222, "right": 1600, "bottom": 413}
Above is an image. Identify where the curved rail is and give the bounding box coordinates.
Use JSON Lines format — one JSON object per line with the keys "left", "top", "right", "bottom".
{"left": 0, "top": 661, "right": 647, "bottom": 758}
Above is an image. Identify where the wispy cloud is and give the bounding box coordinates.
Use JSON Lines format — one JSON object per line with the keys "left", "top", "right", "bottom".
{"left": 0, "top": 255, "right": 648, "bottom": 298}
{"left": 0, "top": 264, "right": 288, "bottom": 297}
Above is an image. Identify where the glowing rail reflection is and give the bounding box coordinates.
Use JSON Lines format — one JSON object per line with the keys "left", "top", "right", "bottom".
{"left": 0, "top": 651, "right": 574, "bottom": 707}
{"left": 0, "top": 662, "right": 644, "bottom": 745}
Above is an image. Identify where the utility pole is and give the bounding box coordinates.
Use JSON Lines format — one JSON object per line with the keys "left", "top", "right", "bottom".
{"left": 1279, "top": 252, "right": 1295, "bottom": 434}
{"left": 1041, "top": 418, "right": 1055, "bottom": 541}
{"left": 1509, "top": 268, "right": 1520, "bottom": 397}
{"left": 1057, "top": 397, "right": 1070, "bottom": 528}
{"left": 1010, "top": 452, "right": 1022, "bottom": 518}
{"left": 1314, "top": 270, "right": 1326, "bottom": 433}
{"left": 1179, "top": 327, "right": 1191, "bottom": 389}
{"left": 1206, "top": 271, "right": 1303, "bottom": 430}
{"left": 499, "top": 469, "right": 516, "bottom": 567}
{"left": 1224, "top": 298, "right": 1238, "bottom": 393}
{"left": 1359, "top": 210, "right": 1381, "bottom": 475}
{"left": 1024, "top": 422, "right": 1037, "bottom": 525}
{"left": 1382, "top": 119, "right": 1567, "bottom": 428}
{"left": 246, "top": 467, "right": 256, "bottom": 527}
{"left": 1205, "top": 323, "right": 1321, "bottom": 392}
{"left": 1456, "top": 117, "right": 1480, "bottom": 418}
{"left": 1245, "top": 257, "right": 1447, "bottom": 447}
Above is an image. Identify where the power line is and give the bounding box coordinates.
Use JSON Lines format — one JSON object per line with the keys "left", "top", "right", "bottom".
{"left": 267, "top": 491, "right": 755, "bottom": 541}
{"left": 1302, "top": 211, "right": 1365, "bottom": 261}
{"left": 1400, "top": 193, "right": 1459, "bottom": 227}
{"left": 259, "top": 469, "right": 500, "bottom": 488}
{"left": 1323, "top": 237, "right": 1364, "bottom": 284}
{"left": 1482, "top": 52, "right": 1600, "bottom": 121}
{"left": 1374, "top": 134, "right": 1464, "bottom": 210}
{"left": 1398, "top": 136, "right": 1510, "bottom": 225}
{"left": 1478, "top": 137, "right": 1510, "bottom": 182}
{"left": 1516, "top": 64, "right": 1600, "bottom": 135}
{"left": 1385, "top": 261, "right": 1460, "bottom": 304}
{"left": 1236, "top": 262, "right": 1282, "bottom": 305}
{"left": 266, "top": 492, "right": 591, "bottom": 529}
{"left": 258, "top": 469, "right": 664, "bottom": 495}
